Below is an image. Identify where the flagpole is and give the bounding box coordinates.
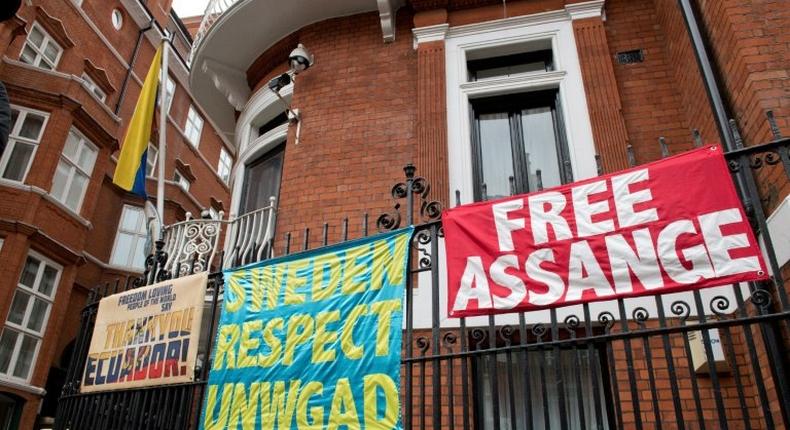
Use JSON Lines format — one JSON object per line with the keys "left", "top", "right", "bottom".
{"left": 156, "top": 37, "right": 169, "bottom": 238}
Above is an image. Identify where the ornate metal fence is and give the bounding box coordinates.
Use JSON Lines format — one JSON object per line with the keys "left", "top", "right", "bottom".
{"left": 55, "top": 114, "right": 790, "bottom": 429}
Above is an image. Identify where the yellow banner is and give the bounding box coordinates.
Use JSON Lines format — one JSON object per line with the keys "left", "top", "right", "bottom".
{"left": 81, "top": 272, "right": 207, "bottom": 392}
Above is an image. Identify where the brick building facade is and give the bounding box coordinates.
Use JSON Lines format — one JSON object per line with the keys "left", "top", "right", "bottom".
{"left": 0, "top": 0, "right": 233, "bottom": 427}
{"left": 182, "top": 0, "right": 789, "bottom": 428}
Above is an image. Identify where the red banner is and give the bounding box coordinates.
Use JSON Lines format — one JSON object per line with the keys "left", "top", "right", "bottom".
{"left": 443, "top": 146, "right": 769, "bottom": 318}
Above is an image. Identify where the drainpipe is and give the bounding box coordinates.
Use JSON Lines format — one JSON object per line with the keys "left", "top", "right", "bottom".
{"left": 676, "top": 0, "right": 735, "bottom": 151}
{"left": 115, "top": 19, "right": 155, "bottom": 115}
{"left": 677, "top": 0, "right": 752, "bottom": 212}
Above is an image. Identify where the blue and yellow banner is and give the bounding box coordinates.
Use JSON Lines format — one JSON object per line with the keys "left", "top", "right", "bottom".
{"left": 201, "top": 227, "right": 413, "bottom": 430}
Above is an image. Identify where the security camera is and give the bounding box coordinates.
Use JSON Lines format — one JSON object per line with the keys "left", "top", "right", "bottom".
{"left": 289, "top": 44, "right": 314, "bottom": 74}
{"left": 267, "top": 72, "right": 291, "bottom": 93}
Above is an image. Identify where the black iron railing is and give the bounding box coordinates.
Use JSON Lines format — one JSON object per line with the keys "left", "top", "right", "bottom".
{"left": 55, "top": 113, "right": 790, "bottom": 430}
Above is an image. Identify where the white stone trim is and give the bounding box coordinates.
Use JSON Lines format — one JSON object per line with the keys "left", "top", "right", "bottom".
{"left": 377, "top": 0, "right": 404, "bottom": 42}
{"left": 565, "top": 0, "right": 605, "bottom": 20}
{"left": 412, "top": 23, "right": 449, "bottom": 49}
{"left": 444, "top": 11, "right": 597, "bottom": 206}
{"left": 235, "top": 83, "right": 294, "bottom": 155}
{"left": 228, "top": 83, "right": 294, "bottom": 218}
{"left": 448, "top": 10, "right": 567, "bottom": 39}
{"left": 459, "top": 70, "right": 567, "bottom": 95}
{"left": 228, "top": 125, "right": 288, "bottom": 220}
{"left": 0, "top": 377, "right": 46, "bottom": 396}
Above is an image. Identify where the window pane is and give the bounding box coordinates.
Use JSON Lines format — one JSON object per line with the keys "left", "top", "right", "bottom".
{"left": 120, "top": 207, "right": 142, "bottom": 231}
{"left": 43, "top": 42, "right": 60, "bottom": 62}
{"left": 19, "top": 257, "right": 40, "bottom": 288}
{"left": 12, "top": 335, "right": 38, "bottom": 379}
{"left": 146, "top": 146, "right": 157, "bottom": 176}
{"left": 39, "top": 266, "right": 58, "bottom": 297}
{"left": 520, "top": 106, "right": 562, "bottom": 190}
{"left": 93, "top": 87, "right": 106, "bottom": 101}
{"left": 7, "top": 292, "right": 30, "bottom": 326}
{"left": 50, "top": 162, "right": 71, "bottom": 201}
{"left": 77, "top": 144, "right": 97, "bottom": 173}
{"left": 111, "top": 233, "right": 134, "bottom": 266}
{"left": 64, "top": 172, "right": 88, "bottom": 210}
{"left": 476, "top": 349, "right": 608, "bottom": 429}
{"left": 28, "top": 27, "right": 44, "bottom": 47}
{"left": 63, "top": 132, "right": 80, "bottom": 160}
{"left": 1, "top": 142, "right": 35, "bottom": 181}
{"left": 240, "top": 147, "right": 283, "bottom": 214}
{"left": 19, "top": 113, "right": 45, "bottom": 140}
{"left": 27, "top": 299, "right": 49, "bottom": 333}
{"left": 20, "top": 46, "right": 37, "bottom": 65}
{"left": 0, "top": 330, "right": 19, "bottom": 374}
{"left": 477, "top": 112, "right": 514, "bottom": 200}
{"left": 133, "top": 237, "right": 147, "bottom": 269}
{"left": 219, "top": 149, "right": 232, "bottom": 183}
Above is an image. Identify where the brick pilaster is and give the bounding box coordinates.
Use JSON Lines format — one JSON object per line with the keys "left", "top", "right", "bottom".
{"left": 415, "top": 40, "right": 449, "bottom": 208}
{"left": 572, "top": 16, "right": 631, "bottom": 173}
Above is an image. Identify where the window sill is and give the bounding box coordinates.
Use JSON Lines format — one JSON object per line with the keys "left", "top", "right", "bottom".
{"left": 0, "top": 375, "right": 46, "bottom": 395}
{"left": 0, "top": 179, "right": 93, "bottom": 228}
{"left": 41, "top": 193, "right": 92, "bottom": 229}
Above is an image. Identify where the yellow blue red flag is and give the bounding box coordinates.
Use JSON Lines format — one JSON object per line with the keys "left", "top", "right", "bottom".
{"left": 113, "top": 44, "right": 163, "bottom": 197}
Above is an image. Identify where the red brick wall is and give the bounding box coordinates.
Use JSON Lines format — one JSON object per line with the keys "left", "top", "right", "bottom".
{"left": 603, "top": 0, "right": 692, "bottom": 164}
{"left": 694, "top": 0, "right": 790, "bottom": 210}
{"left": 244, "top": 11, "right": 418, "bottom": 249}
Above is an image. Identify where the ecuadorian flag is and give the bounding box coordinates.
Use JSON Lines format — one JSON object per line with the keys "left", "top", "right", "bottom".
{"left": 113, "top": 44, "right": 163, "bottom": 197}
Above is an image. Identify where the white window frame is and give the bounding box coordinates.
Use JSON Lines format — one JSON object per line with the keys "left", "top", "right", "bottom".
{"left": 230, "top": 82, "right": 292, "bottom": 217}
{"left": 159, "top": 75, "right": 175, "bottom": 113}
{"left": 145, "top": 143, "right": 158, "bottom": 178}
{"left": 0, "top": 106, "right": 49, "bottom": 183}
{"left": 174, "top": 169, "right": 190, "bottom": 192}
{"left": 184, "top": 106, "right": 204, "bottom": 147}
{"left": 109, "top": 205, "right": 148, "bottom": 270}
{"left": 217, "top": 147, "right": 232, "bottom": 184}
{"left": 50, "top": 128, "right": 98, "bottom": 213}
{"left": 442, "top": 6, "right": 599, "bottom": 206}
{"left": 0, "top": 251, "right": 62, "bottom": 383}
{"left": 80, "top": 73, "right": 107, "bottom": 103}
{"left": 19, "top": 22, "right": 63, "bottom": 70}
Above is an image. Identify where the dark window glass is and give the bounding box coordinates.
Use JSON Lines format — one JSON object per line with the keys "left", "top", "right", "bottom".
{"left": 470, "top": 89, "right": 571, "bottom": 201}
{"left": 239, "top": 143, "right": 284, "bottom": 214}
{"left": 257, "top": 112, "right": 288, "bottom": 137}
{"left": 467, "top": 50, "right": 553, "bottom": 81}
{"left": 473, "top": 347, "right": 611, "bottom": 429}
